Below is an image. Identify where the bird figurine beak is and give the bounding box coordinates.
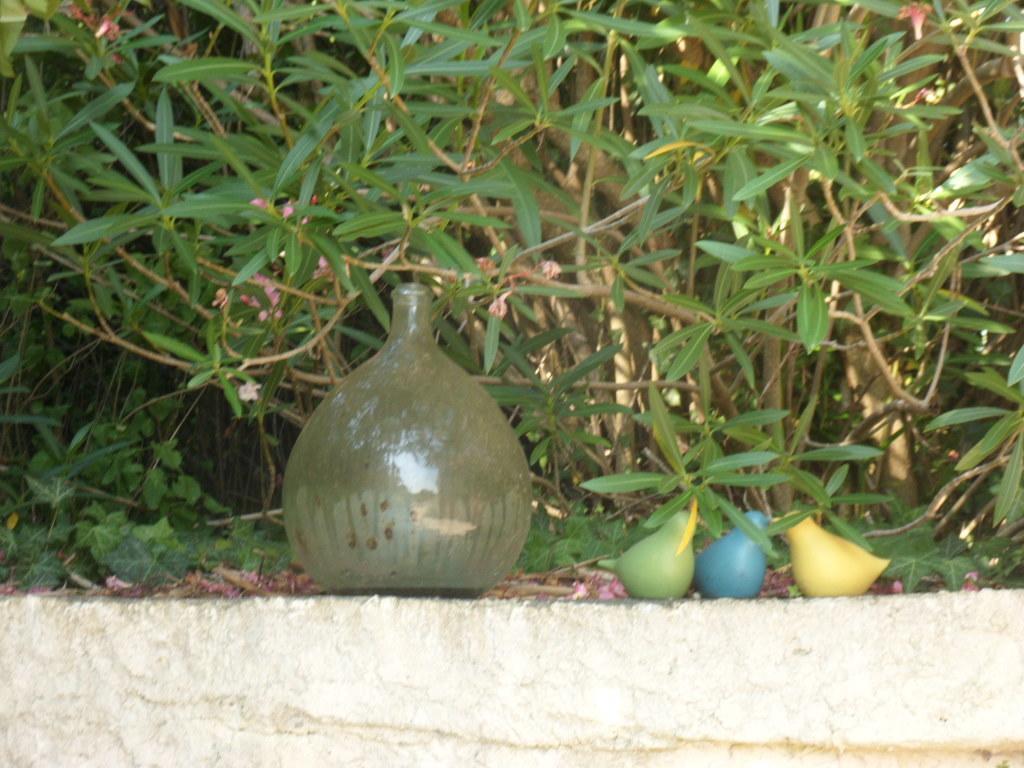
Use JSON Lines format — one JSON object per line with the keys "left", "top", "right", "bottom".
{"left": 676, "top": 498, "right": 699, "bottom": 555}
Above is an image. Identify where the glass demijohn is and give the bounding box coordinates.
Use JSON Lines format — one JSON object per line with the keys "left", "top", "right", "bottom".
{"left": 282, "top": 283, "right": 532, "bottom": 595}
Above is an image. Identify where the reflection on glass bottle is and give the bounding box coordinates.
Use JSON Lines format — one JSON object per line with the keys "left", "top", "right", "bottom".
{"left": 282, "top": 283, "right": 532, "bottom": 595}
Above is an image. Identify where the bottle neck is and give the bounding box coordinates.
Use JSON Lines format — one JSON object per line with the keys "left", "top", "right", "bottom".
{"left": 387, "top": 284, "right": 433, "bottom": 344}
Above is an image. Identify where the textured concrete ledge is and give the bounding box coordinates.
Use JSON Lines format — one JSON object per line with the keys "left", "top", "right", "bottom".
{"left": 1, "top": 590, "right": 1022, "bottom": 767}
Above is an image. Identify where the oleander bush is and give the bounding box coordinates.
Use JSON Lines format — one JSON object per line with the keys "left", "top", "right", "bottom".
{"left": 2, "top": 0, "right": 1023, "bottom": 590}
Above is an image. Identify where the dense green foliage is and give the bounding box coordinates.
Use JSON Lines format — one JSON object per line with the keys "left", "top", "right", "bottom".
{"left": 2, "top": 0, "right": 1023, "bottom": 591}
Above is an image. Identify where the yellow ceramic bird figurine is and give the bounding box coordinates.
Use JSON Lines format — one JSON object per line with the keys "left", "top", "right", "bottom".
{"left": 786, "top": 516, "right": 890, "bottom": 597}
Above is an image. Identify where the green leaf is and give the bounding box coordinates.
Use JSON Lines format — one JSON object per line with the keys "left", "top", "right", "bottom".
{"left": 155, "top": 88, "right": 181, "bottom": 189}
{"left": 732, "top": 156, "right": 805, "bottom": 202}
{"left": 20, "top": 553, "right": 64, "bottom": 589}
{"left": 844, "top": 120, "right": 865, "bottom": 161}
{"left": 665, "top": 323, "right": 712, "bottom": 381}
{"left": 50, "top": 214, "right": 145, "bottom": 246}
{"left": 720, "top": 409, "right": 789, "bottom": 429}
{"left": 785, "top": 467, "right": 830, "bottom": 506}
{"left": 706, "top": 451, "right": 778, "bottom": 474}
{"left": 925, "top": 407, "right": 1011, "bottom": 432}
{"left": 57, "top": 82, "right": 134, "bottom": 139}
{"left": 163, "top": 195, "right": 249, "bottom": 220}
{"left": 505, "top": 163, "right": 541, "bottom": 247}
{"left": 836, "top": 269, "right": 912, "bottom": 317}
{"left": 611, "top": 275, "right": 625, "bottom": 312}
{"left": 1008, "top": 345, "right": 1024, "bottom": 386}
{"left": 102, "top": 534, "right": 187, "bottom": 584}
{"left": 551, "top": 344, "right": 620, "bottom": 395}
{"left": 275, "top": 130, "right": 320, "bottom": 194}
{"left": 179, "top": 0, "right": 258, "bottom": 44}
{"left": 335, "top": 211, "right": 405, "bottom": 240}
{"left": 796, "top": 282, "right": 828, "bottom": 352}
{"left": 152, "top": 58, "right": 255, "bottom": 84}
{"left": 642, "top": 492, "right": 690, "bottom": 530}
{"left": 349, "top": 267, "right": 389, "bottom": 331}
{"left": 142, "top": 467, "right": 168, "bottom": 509}
{"left": 873, "top": 530, "right": 975, "bottom": 592}
{"left": 955, "top": 413, "right": 1021, "bottom": 471}
{"left": 232, "top": 251, "right": 271, "bottom": 287}
{"left": 796, "top": 444, "right": 883, "bottom": 462}
{"left": 964, "top": 370, "right": 1024, "bottom": 406}
{"left": 0, "top": 352, "right": 19, "bottom": 383}
{"left": 825, "top": 464, "right": 849, "bottom": 496}
{"left": 696, "top": 240, "right": 757, "bottom": 264}
{"left": 708, "top": 471, "right": 789, "bottom": 488}
{"left": 483, "top": 313, "right": 500, "bottom": 373}
{"left": 90, "top": 121, "right": 161, "bottom": 204}
{"left": 142, "top": 332, "right": 206, "bottom": 364}
{"left": 217, "top": 371, "right": 243, "bottom": 418}
{"left": 383, "top": 32, "right": 404, "bottom": 94}
{"left": 821, "top": 509, "right": 873, "bottom": 550}
{"left": 994, "top": 437, "right": 1023, "bottom": 524}
{"left": 723, "top": 332, "right": 756, "bottom": 390}
{"left": 649, "top": 385, "right": 685, "bottom": 475}
{"left": 580, "top": 472, "right": 670, "bottom": 494}
{"left": 981, "top": 253, "right": 1024, "bottom": 274}
{"left": 720, "top": 498, "right": 775, "bottom": 557}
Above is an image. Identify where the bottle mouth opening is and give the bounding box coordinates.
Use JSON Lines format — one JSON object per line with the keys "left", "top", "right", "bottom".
{"left": 393, "top": 283, "right": 431, "bottom": 302}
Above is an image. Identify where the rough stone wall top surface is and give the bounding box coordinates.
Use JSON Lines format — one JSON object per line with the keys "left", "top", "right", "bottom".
{"left": 1, "top": 590, "right": 1022, "bottom": 767}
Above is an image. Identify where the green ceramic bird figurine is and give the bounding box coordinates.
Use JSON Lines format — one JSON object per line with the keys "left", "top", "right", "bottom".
{"left": 786, "top": 515, "right": 890, "bottom": 597}
{"left": 598, "top": 500, "right": 698, "bottom": 599}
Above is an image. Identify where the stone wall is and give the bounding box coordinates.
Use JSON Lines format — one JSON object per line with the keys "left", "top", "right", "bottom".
{"left": 2, "top": 590, "right": 1022, "bottom": 766}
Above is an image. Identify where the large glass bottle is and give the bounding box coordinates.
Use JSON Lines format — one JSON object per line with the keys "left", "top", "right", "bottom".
{"left": 282, "top": 283, "right": 532, "bottom": 595}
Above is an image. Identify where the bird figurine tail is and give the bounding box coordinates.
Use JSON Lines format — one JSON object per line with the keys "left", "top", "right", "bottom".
{"left": 786, "top": 516, "right": 890, "bottom": 597}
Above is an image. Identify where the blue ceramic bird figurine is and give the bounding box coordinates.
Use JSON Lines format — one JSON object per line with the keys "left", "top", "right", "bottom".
{"left": 694, "top": 510, "right": 770, "bottom": 599}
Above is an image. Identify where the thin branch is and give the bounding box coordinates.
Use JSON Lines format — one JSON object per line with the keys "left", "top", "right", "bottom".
{"left": 207, "top": 508, "right": 283, "bottom": 527}
{"left": 878, "top": 193, "right": 1008, "bottom": 223}
{"left": 37, "top": 304, "right": 193, "bottom": 372}
{"left": 459, "top": 24, "right": 527, "bottom": 174}
{"left": 238, "top": 305, "right": 347, "bottom": 370}
{"left": 830, "top": 309, "right": 933, "bottom": 412}
{"left": 863, "top": 453, "right": 1011, "bottom": 538}
{"left": 952, "top": 38, "right": 1024, "bottom": 173}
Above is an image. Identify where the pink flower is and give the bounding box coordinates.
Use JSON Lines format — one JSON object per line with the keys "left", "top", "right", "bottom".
{"left": 281, "top": 203, "right": 295, "bottom": 218}
{"left": 212, "top": 288, "right": 229, "bottom": 309}
{"left": 962, "top": 571, "right": 980, "bottom": 592}
{"left": 898, "top": 3, "right": 930, "bottom": 41}
{"left": 253, "top": 274, "right": 282, "bottom": 307}
{"left": 250, "top": 197, "right": 269, "bottom": 209}
{"left": 597, "top": 576, "right": 628, "bottom": 600}
{"left": 240, "top": 294, "right": 260, "bottom": 308}
{"left": 488, "top": 291, "right": 510, "bottom": 319}
{"left": 540, "top": 260, "right": 562, "bottom": 279}
{"left": 105, "top": 575, "right": 132, "bottom": 590}
{"left": 570, "top": 581, "right": 589, "bottom": 600}
{"left": 314, "top": 256, "right": 332, "bottom": 279}
{"left": 890, "top": 580, "right": 904, "bottom": 594}
{"left": 95, "top": 16, "right": 120, "bottom": 41}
